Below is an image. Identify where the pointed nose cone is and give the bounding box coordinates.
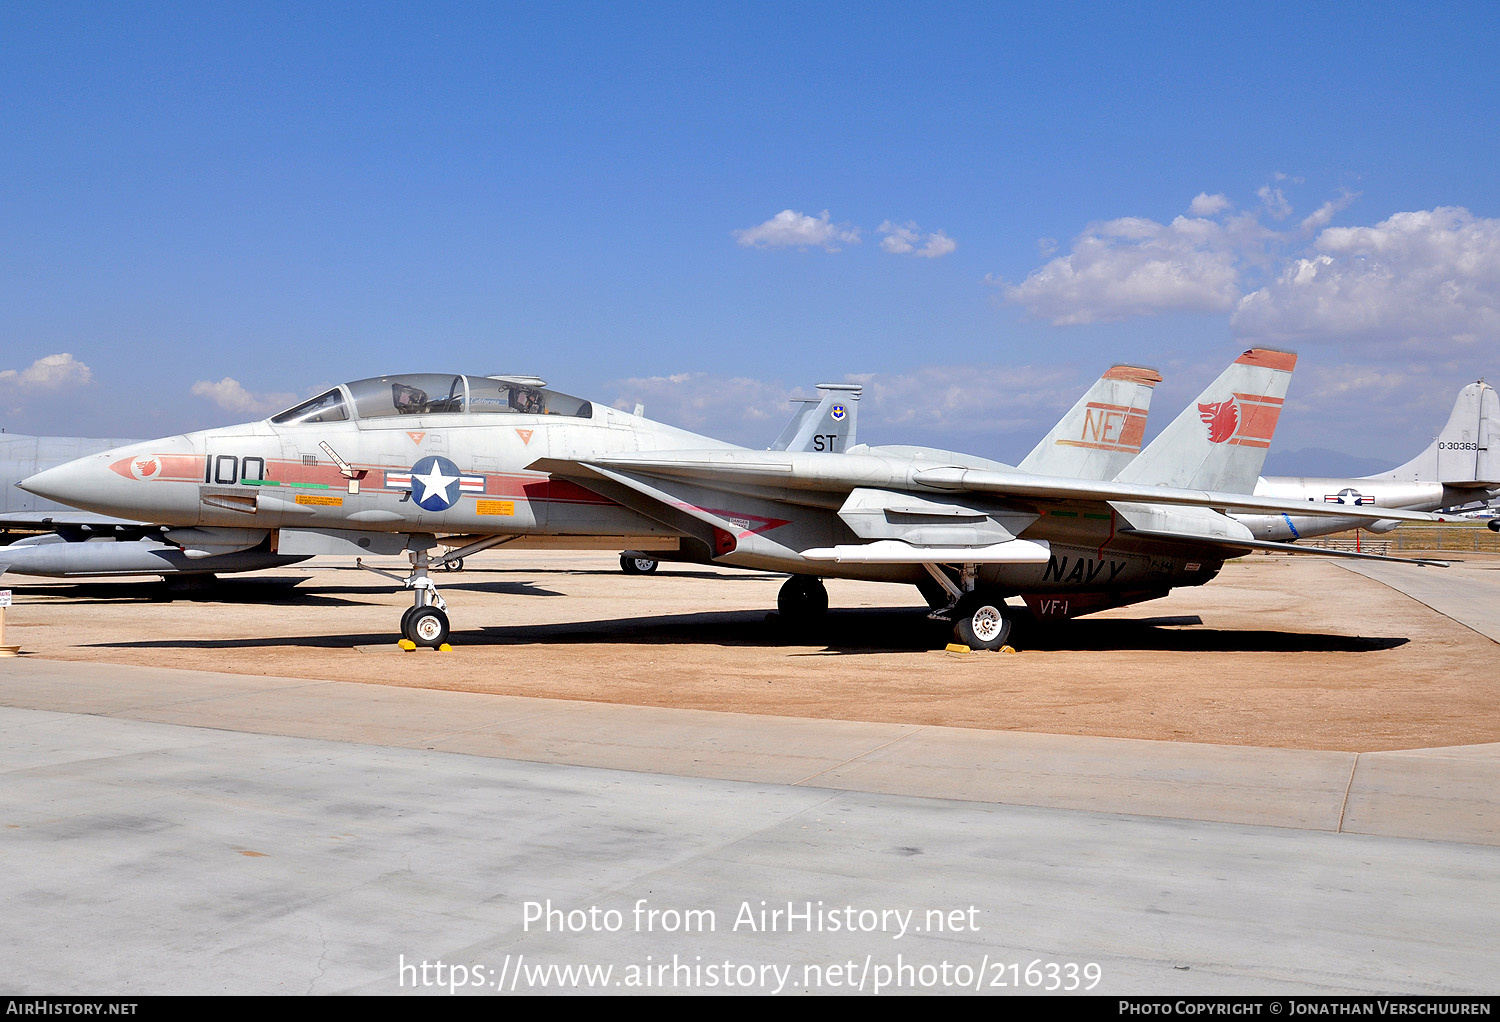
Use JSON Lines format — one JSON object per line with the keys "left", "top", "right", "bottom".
{"left": 18, "top": 458, "right": 108, "bottom": 507}
{"left": 19, "top": 437, "right": 202, "bottom": 522}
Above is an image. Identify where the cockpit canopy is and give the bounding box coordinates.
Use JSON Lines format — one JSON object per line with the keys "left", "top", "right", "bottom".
{"left": 270, "top": 374, "right": 593, "bottom": 425}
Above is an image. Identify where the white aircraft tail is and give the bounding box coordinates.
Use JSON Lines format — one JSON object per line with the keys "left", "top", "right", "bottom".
{"left": 1367, "top": 381, "right": 1499, "bottom": 487}
{"left": 1017, "top": 365, "right": 1160, "bottom": 480}
{"left": 770, "top": 383, "right": 861, "bottom": 454}
{"left": 1116, "top": 348, "right": 1296, "bottom": 493}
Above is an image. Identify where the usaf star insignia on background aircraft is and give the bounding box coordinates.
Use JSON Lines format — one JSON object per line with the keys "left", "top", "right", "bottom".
{"left": 16, "top": 355, "right": 1473, "bottom": 649}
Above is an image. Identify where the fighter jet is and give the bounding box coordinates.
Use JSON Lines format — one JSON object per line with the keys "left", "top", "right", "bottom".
{"left": 1234, "top": 380, "right": 1500, "bottom": 540}
{"left": 20, "top": 353, "right": 1448, "bottom": 650}
{"left": 2, "top": 431, "right": 309, "bottom": 580}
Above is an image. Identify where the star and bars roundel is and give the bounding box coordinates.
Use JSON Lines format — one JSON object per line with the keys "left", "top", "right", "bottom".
{"left": 388, "top": 456, "right": 484, "bottom": 512}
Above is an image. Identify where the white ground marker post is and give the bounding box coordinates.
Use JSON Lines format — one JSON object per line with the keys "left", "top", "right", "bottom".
{"left": 0, "top": 589, "right": 17, "bottom": 656}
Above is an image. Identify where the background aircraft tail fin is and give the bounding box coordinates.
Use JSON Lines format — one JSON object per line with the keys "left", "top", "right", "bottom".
{"left": 1018, "top": 364, "right": 1160, "bottom": 480}
{"left": 1116, "top": 348, "right": 1296, "bottom": 493}
{"left": 1368, "top": 381, "right": 1499, "bottom": 487}
{"left": 769, "top": 383, "right": 861, "bottom": 454}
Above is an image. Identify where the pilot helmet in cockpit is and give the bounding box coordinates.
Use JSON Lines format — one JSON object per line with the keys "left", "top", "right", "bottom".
{"left": 391, "top": 383, "right": 429, "bottom": 414}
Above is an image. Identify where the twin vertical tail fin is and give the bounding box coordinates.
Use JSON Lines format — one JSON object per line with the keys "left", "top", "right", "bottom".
{"left": 1116, "top": 348, "right": 1296, "bottom": 493}
{"left": 1018, "top": 365, "right": 1160, "bottom": 480}
{"left": 770, "top": 383, "right": 862, "bottom": 454}
{"left": 1370, "top": 381, "right": 1499, "bottom": 487}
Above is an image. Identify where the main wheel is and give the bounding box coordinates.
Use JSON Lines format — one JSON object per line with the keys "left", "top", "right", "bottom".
{"left": 620, "top": 554, "right": 659, "bottom": 574}
{"left": 952, "top": 591, "right": 1012, "bottom": 651}
{"left": 441, "top": 557, "right": 465, "bottom": 572}
{"left": 404, "top": 606, "right": 450, "bottom": 648}
{"left": 777, "top": 575, "right": 828, "bottom": 622}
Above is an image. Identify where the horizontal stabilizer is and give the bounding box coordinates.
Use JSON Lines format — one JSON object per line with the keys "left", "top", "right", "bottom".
{"left": 1122, "top": 528, "right": 1449, "bottom": 567}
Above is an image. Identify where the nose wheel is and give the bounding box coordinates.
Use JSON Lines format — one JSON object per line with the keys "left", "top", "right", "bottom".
{"left": 402, "top": 605, "right": 450, "bottom": 647}
{"left": 357, "top": 534, "right": 518, "bottom": 649}
{"left": 359, "top": 545, "right": 453, "bottom": 648}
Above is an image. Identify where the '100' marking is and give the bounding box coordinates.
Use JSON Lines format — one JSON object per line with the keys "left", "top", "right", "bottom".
{"left": 204, "top": 455, "right": 265, "bottom": 484}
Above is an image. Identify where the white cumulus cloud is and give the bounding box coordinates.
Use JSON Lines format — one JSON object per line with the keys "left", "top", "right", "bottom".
{"left": 1298, "top": 190, "right": 1359, "bottom": 235}
{"left": 1189, "top": 193, "right": 1232, "bottom": 217}
{"left": 1257, "top": 185, "right": 1292, "bottom": 220}
{"left": 608, "top": 372, "right": 792, "bottom": 444}
{"left": 1000, "top": 213, "right": 1248, "bottom": 325}
{"left": 878, "top": 221, "right": 957, "bottom": 258}
{"left": 191, "top": 377, "right": 300, "bottom": 415}
{"left": 1232, "top": 207, "right": 1500, "bottom": 349}
{"left": 847, "top": 363, "right": 1078, "bottom": 436}
{"left": 0, "top": 353, "right": 93, "bottom": 390}
{"left": 732, "top": 209, "right": 860, "bottom": 251}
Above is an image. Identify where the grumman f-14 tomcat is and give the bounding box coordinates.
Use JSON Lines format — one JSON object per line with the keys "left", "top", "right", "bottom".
{"left": 0, "top": 369, "right": 1136, "bottom": 584}
{"left": 19, "top": 350, "right": 1451, "bottom": 650}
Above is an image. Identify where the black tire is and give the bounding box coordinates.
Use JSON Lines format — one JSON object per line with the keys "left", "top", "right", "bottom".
{"left": 442, "top": 557, "right": 464, "bottom": 572}
{"left": 1488, "top": 518, "right": 1500, "bottom": 533}
{"left": 400, "top": 605, "right": 418, "bottom": 636}
{"left": 620, "top": 554, "right": 659, "bottom": 575}
{"left": 952, "top": 591, "right": 1012, "bottom": 651}
{"left": 405, "top": 606, "right": 450, "bottom": 648}
{"left": 777, "top": 575, "right": 828, "bottom": 622}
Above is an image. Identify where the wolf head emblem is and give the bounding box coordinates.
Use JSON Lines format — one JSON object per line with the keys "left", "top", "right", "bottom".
{"left": 1197, "top": 398, "right": 1239, "bottom": 444}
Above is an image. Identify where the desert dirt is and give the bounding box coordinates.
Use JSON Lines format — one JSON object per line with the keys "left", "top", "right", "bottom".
{"left": 5, "top": 549, "right": 1498, "bottom": 753}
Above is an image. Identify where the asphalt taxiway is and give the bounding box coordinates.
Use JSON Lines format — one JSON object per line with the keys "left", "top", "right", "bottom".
{"left": 1, "top": 556, "right": 1497, "bottom": 995}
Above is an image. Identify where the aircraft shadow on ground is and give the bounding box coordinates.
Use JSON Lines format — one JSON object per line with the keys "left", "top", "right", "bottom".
{"left": 473, "top": 607, "right": 1409, "bottom": 655}
{"left": 7, "top": 577, "right": 366, "bottom": 607}
{"left": 83, "top": 606, "right": 1408, "bottom": 655}
{"left": 10, "top": 576, "right": 566, "bottom": 606}
{"left": 1016, "top": 619, "right": 1409, "bottom": 653}
{"left": 91, "top": 632, "right": 414, "bottom": 651}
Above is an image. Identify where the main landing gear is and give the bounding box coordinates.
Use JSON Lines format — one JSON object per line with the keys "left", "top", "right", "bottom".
{"left": 619, "top": 553, "right": 659, "bottom": 574}
{"left": 921, "top": 564, "right": 1015, "bottom": 651}
{"left": 950, "top": 591, "right": 1013, "bottom": 650}
{"left": 777, "top": 575, "right": 828, "bottom": 624}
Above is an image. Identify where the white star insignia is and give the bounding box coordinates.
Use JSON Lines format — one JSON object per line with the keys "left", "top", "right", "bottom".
{"left": 412, "top": 463, "right": 458, "bottom": 504}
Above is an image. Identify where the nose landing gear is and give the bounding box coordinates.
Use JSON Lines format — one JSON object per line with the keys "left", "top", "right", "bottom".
{"left": 358, "top": 535, "right": 516, "bottom": 648}
{"left": 364, "top": 548, "right": 451, "bottom": 647}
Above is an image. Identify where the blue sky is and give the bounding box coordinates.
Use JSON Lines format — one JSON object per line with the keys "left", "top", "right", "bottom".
{"left": 3, "top": 2, "right": 1499, "bottom": 472}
